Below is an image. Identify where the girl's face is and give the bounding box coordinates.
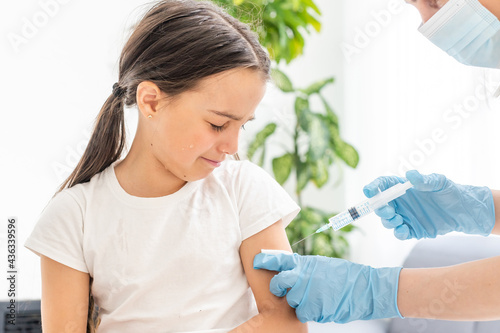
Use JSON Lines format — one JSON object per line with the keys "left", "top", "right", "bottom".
{"left": 149, "top": 68, "right": 266, "bottom": 183}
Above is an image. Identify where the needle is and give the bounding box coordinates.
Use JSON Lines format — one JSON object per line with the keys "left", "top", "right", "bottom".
{"left": 291, "top": 232, "right": 315, "bottom": 248}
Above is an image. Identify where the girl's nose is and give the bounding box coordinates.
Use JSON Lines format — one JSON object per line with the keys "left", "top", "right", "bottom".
{"left": 218, "top": 128, "right": 240, "bottom": 155}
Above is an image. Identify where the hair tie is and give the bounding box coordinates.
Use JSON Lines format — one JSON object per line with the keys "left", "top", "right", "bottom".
{"left": 112, "top": 82, "right": 125, "bottom": 98}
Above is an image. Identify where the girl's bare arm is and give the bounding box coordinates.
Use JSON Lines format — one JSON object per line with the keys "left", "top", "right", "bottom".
{"left": 40, "top": 255, "right": 90, "bottom": 333}
{"left": 233, "top": 220, "right": 308, "bottom": 333}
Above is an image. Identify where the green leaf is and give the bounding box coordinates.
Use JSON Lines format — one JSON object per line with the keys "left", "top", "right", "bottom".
{"left": 296, "top": 8, "right": 321, "bottom": 32}
{"left": 277, "top": 20, "right": 288, "bottom": 52}
{"left": 270, "top": 68, "right": 294, "bottom": 93}
{"left": 294, "top": 96, "right": 311, "bottom": 131}
{"left": 320, "top": 95, "right": 339, "bottom": 127}
{"left": 272, "top": 153, "right": 294, "bottom": 185}
{"left": 303, "top": 0, "right": 321, "bottom": 15}
{"left": 300, "top": 77, "right": 334, "bottom": 95}
{"left": 300, "top": 207, "right": 324, "bottom": 228}
{"left": 296, "top": 160, "right": 310, "bottom": 193}
{"left": 311, "top": 233, "right": 333, "bottom": 256}
{"left": 261, "top": 0, "right": 322, "bottom": 63}
{"left": 336, "top": 142, "right": 359, "bottom": 168}
{"left": 246, "top": 123, "right": 277, "bottom": 160}
{"left": 258, "top": 145, "right": 266, "bottom": 167}
{"left": 310, "top": 156, "right": 329, "bottom": 188}
{"left": 282, "top": 9, "right": 308, "bottom": 31}
{"left": 328, "top": 125, "right": 359, "bottom": 168}
{"left": 307, "top": 115, "right": 329, "bottom": 161}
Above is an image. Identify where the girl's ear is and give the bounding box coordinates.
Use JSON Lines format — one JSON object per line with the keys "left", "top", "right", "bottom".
{"left": 136, "top": 81, "right": 164, "bottom": 119}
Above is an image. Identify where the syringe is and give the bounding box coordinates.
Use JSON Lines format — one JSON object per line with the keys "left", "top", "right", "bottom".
{"left": 316, "top": 181, "right": 414, "bottom": 233}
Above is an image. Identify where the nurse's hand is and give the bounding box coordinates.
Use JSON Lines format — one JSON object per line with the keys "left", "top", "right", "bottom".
{"left": 253, "top": 252, "right": 403, "bottom": 324}
{"left": 363, "top": 170, "right": 495, "bottom": 240}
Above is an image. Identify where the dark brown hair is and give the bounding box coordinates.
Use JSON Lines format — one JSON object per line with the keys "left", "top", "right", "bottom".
{"left": 54, "top": 0, "right": 270, "bottom": 331}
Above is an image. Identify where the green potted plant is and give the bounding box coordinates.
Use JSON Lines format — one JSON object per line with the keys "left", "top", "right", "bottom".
{"left": 248, "top": 69, "right": 359, "bottom": 257}
{"left": 212, "top": 0, "right": 360, "bottom": 258}
{"left": 212, "top": 0, "right": 321, "bottom": 64}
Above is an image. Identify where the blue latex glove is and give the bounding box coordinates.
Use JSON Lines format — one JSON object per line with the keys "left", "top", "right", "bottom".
{"left": 363, "top": 170, "right": 495, "bottom": 240}
{"left": 253, "top": 252, "right": 403, "bottom": 323}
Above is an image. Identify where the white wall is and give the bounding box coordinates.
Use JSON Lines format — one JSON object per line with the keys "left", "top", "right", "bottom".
{"left": 1, "top": 0, "right": 499, "bottom": 301}
{"left": 1, "top": 0, "right": 169, "bottom": 301}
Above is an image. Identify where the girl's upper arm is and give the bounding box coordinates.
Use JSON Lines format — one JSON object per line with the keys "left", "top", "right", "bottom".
{"left": 40, "top": 255, "right": 90, "bottom": 333}
{"left": 239, "top": 220, "right": 307, "bottom": 332}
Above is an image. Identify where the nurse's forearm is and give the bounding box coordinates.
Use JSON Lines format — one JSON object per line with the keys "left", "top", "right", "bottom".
{"left": 491, "top": 190, "right": 500, "bottom": 235}
{"left": 397, "top": 256, "right": 500, "bottom": 321}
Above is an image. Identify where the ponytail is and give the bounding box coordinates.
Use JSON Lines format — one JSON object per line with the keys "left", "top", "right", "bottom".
{"left": 57, "top": 90, "right": 126, "bottom": 331}
{"left": 57, "top": 92, "right": 126, "bottom": 193}
{"left": 87, "top": 277, "right": 100, "bottom": 333}
{"left": 58, "top": 91, "right": 125, "bottom": 332}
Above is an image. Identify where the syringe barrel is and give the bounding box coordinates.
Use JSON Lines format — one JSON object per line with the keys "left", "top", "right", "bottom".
{"left": 327, "top": 199, "right": 372, "bottom": 231}
{"left": 368, "top": 181, "right": 413, "bottom": 210}
{"left": 320, "top": 181, "right": 413, "bottom": 233}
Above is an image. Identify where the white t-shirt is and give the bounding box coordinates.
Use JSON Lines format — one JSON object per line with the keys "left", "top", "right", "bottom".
{"left": 25, "top": 160, "right": 299, "bottom": 333}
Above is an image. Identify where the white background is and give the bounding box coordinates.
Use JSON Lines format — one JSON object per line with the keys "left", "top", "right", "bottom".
{"left": 1, "top": 0, "right": 499, "bottom": 301}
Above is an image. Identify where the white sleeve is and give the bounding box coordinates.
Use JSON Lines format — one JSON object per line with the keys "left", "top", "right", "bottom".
{"left": 236, "top": 161, "right": 300, "bottom": 241}
{"left": 24, "top": 190, "right": 88, "bottom": 273}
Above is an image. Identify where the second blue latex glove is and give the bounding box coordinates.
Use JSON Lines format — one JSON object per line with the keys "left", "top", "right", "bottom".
{"left": 253, "top": 252, "right": 403, "bottom": 323}
{"left": 363, "top": 170, "right": 495, "bottom": 240}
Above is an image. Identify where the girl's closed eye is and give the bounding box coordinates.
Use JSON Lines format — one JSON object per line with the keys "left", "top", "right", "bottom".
{"left": 210, "top": 123, "right": 225, "bottom": 132}
{"left": 210, "top": 123, "right": 247, "bottom": 132}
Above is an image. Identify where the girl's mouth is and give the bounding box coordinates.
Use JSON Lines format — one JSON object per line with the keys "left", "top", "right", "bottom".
{"left": 201, "top": 157, "right": 222, "bottom": 167}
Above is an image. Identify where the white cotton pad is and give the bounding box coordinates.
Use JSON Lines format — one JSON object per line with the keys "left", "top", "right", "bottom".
{"left": 261, "top": 249, "right": 293, "bottom": 255}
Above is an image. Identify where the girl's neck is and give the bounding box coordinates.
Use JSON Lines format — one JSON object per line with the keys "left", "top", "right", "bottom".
{"left": 114, "top": 155, "right": 187, "bottom": 198}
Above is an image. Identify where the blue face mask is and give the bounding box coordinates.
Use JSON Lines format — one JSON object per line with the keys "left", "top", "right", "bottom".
{"left": 418, "top": 0, "right": 500, "bottom": 69}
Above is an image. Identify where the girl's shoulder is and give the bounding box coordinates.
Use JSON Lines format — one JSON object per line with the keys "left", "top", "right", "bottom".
{"left": 217, "top": 159, "right": 256, "bottom": 172}
{"left": 50, "top": 164, "right": 112, "bottom": 209}
{"left": 211, "top": 159, "right": 279, "bottom": 190}
{"left": 215, "top": 159, "right": 270, "bottom": 179}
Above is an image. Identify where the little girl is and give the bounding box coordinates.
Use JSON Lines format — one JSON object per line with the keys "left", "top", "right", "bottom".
{"left": 24, "top": 1, "right": 307, "bottom": 332}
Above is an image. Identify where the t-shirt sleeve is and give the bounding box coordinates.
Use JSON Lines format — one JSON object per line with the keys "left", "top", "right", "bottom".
{"left": 235, "top": 161, "right": 300, "bottom": 241}
{"left": 24, "top": 190, "right": 88, "bottom": 273}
